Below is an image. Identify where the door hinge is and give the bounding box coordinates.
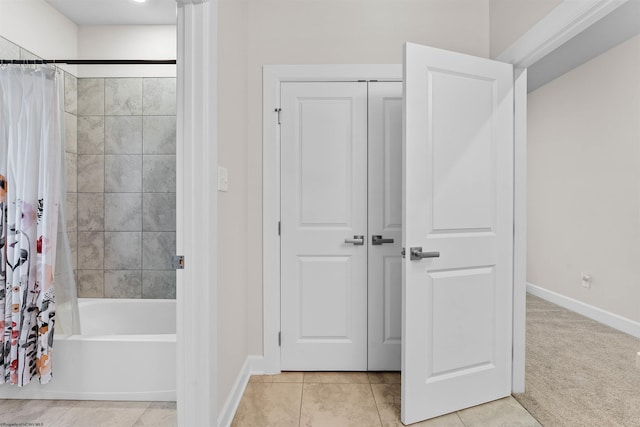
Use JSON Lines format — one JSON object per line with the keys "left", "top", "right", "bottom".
{"left": 275, "top": 108, "right": 282, "bottom": 125}
{"left": 172, "top": 255, "right": 185, "bottom": 270}
{"left": 278, "top": 331, "right": 281, "bottom": 347}
{"left": 401, "top": 248, "right": 405, "bottom": 258}
{"left": 278, "top": 221, "right": 281, "bottom": 236}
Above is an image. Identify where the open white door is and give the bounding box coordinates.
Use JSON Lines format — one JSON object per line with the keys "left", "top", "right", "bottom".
{"left": 401, "top": 43, "right": 514, "bottom": 424}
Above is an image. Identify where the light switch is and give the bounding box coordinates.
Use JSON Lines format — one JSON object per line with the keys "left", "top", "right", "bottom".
{"left": 218, "top": 166, "right": 229, "bottom": 192}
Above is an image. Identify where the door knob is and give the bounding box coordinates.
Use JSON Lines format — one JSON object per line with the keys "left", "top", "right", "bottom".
{"left": 372, "top": 235, "right": 394, "bottom": 245}
{"left": 344, "top": 235, "right": 365, "bottom": 245}
{"left": 410, "top": 247, "right": 440, "bottom": 260}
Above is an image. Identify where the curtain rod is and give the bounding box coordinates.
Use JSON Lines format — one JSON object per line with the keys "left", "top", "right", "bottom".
{"left": 0, "top": 59, "right": 176, "bottom": 65}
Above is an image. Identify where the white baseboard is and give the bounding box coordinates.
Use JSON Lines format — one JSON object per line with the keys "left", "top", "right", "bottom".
{"left": 217, "top": 355, "right": 265, "bottom": 427}
{"left": 248, "top": 355, "right": 266, "bottom": 376}
{"left": 527, "top": 283, "right": 640, "bottom": 338}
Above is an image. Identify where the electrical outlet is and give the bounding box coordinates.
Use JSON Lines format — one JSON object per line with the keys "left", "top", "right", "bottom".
{"left": 581, "top": 272, "right": 591, "bottom": 288}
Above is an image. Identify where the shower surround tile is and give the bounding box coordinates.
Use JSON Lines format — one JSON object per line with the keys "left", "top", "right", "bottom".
{"left": 105, "top": 78, "right": 143, "bottom": 116}
{"left": 66, "top": 193, "right": 78, "bottom": 232}
{"left": 105, "top": 155, "right": 142, "bottom": 193}
{"left": 106, "top": 116, "right": 143, "bottom": 154}
{"left": 68, "top": 230, "right": 78, "bottom": 271}
{"left": 105, "top": 193, "right": 142, "bottom": 231}
{"left": 78, "top": 116, "right": 105, "bottom": 154}
{"left": 78, "top": 232, "right": 104, "bottom": 270}
{"left": 77, "top": 155, "right": 105, "bottom": 192}
{"left": 142, "top": 232, "right": 176, "bottom": 270}
{"left": 77, "top": 270, "right": 104, "bottom": 298}
{"left": 64, "top": 72, "right": 78, "bottom": 114}
{"left": 143, "top": 155, "right": 176, "bottom": 193}
{"left": 73, "top": 76, "right": 176, "bottom": 299}
{"left": 143, "top": 78, "right": 177, "bottom": 115}
{"left": 78, "top": 78, "right": 105, "bottom": 116}
{"left": 77, "top": 193, "right": 104, "bottom": 231}
{"left": 143, "top": 193, "right": 176, "bottom": 231}
{"left": 143, "top": 116, "right": 176, "bottom": 154}
{"left": 105, "top": 270, "right": 142, "bottom": 298}
{"left": 65, "top": 153, "right": 78, "bottom": 193}
{"left": 142, "top": 271, "right": 176, "bottom": 299}
{"left": 104, "top": 232, "right": 142, "bottom": 270}
{"left": 64, "top": 112, "right": 78, "bottom": 154}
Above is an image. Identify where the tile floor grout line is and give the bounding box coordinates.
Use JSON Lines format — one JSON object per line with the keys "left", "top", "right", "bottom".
{"left": 46, "top": 399, "right": 82, "bottom": 426}
{"left": 369, "top": 381, "right": 385, "bottom": 427}
{"left": 453, "top": 410, "right": 468, "bottom": 426}
{"left": 129, "top": 401, "right": 153, "bottom": 427}
{"left": 298, "top": 378, "right": 305, "bottom": 427}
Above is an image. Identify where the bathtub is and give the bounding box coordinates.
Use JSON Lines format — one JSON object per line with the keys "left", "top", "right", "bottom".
{"left": 0, "top": 298, "right": 176, "bottom": 401}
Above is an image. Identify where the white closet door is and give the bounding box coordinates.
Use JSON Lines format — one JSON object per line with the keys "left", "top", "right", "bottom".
{"left": 280, "top": 82, "right": 368, "bottom": 370}
{"left": 402, "top": 43, "right": 514, "bottom": 423}
{"left": 367, "top": 81, "right": 403, "bottom": 371}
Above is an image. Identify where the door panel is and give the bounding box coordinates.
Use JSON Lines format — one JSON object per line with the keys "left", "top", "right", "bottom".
{"left": 281, "top": 82, "right": 368, "bottom": 371}
{"left": 430, "top": 70, "right": 495, "bottom": 231}
{"left": 402, "top": 43, "right": 514, "bottom": 424}
{"left": 368, "top": 82, "right": 403, "bottom": 371}
{"left": 299, "top": 101, "right": 354, "bottom": 225}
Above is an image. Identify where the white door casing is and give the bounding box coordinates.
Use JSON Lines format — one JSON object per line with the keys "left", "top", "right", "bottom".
{"left": 280, "top": 82, "right": 368, "bottom": 370}
{"left": 261, "top": 66, "right": 401, "bottom": 375}
{"left": 402, "top": 43, "right": 514, "bottom": 423}
{"left": 367, "top": 81, "right": 403, "bottom": 371}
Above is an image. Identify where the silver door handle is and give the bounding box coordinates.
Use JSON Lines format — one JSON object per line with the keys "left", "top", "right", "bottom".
{"left": 372, "top": 235, "right": 394, "bottom": 245}
{"left": 410, "top": 247, "right": 440, "bottom": 260}
{"left": 344, "top": 235, "right": 365, "bottom": 245}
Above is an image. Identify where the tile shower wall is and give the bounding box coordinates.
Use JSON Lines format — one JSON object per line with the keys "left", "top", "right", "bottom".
{"left": 64, "top": 71, "right": 79, "bottom": 278}
{"left": 76, "top": 77, "right": 177, "bottom": 299}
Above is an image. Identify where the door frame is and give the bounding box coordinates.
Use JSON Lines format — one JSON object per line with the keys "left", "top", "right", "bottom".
{"left": 261, "top": 64, "right": 527, "bottom": 386}
{"left": 261, "top": 65, "right": 402, "bottom": 374}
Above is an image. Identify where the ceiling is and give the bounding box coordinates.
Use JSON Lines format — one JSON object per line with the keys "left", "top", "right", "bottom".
{"left": 46, "top": 0, "right": 177, "bottom": 25}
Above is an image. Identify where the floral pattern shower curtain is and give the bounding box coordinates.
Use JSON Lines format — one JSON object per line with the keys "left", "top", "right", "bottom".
{"left": 0, "top": 66, "right": 62, "bottom": 385}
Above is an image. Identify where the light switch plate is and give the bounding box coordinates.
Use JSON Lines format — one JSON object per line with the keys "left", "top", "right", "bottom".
{"left": 218, "top": 166, "right": 229, "bottom": 192}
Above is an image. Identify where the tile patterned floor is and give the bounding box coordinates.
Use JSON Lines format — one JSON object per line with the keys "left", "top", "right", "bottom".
{"left": 0, "top": 372, "right": 540, "bottom": 426}
{"left": 0, "top": 400, "right": 176, "bottom": 427}
{"left": 232, "top": 372, "right": 542, "bottom": 427}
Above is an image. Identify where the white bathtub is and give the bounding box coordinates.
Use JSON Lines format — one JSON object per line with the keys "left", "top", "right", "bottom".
{"left": 0, "top": 298, "right": 176, "bottom": 401}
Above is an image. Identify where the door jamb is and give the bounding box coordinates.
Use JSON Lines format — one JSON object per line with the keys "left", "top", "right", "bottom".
{"left": 493, "top": 0, "right": 627, "bottom": 393}
{"left": 261, "top": 65, "right": 402, "bottom": 374}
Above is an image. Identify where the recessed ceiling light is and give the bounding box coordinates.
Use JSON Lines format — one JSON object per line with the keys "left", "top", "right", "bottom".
{"left": 132, "top": 0, "right": 147, "bottom": 3}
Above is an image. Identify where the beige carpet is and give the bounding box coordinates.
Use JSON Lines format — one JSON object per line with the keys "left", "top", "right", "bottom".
{"left": 513, "top": 294, "right": 640, "bottom": 426}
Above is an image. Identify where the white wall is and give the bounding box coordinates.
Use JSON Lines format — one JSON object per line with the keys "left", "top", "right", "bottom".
{"left": 527, "top": 34, "right": 640, "bottom": 323}
{"left": 245, "top": 0, "right": 490, "bottom": 357}
{"left": 77, "top": 25, "right": 176, "bottom": 78}
{"left": 0, "top": 2, "right": 175, "bottom": 78}
{"left": 0, "top": 0, "right": 78, "bottom": 74}
{"left": 217, "top": 0, "right": 249, "bottom": 411}
{"left": 489, "top": 0, "right": 562, "bottom": 58}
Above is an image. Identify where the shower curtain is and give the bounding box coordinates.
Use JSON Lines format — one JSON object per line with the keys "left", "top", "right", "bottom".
{"left": 0, "top": 65, "right": 63, "bottom": 385}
